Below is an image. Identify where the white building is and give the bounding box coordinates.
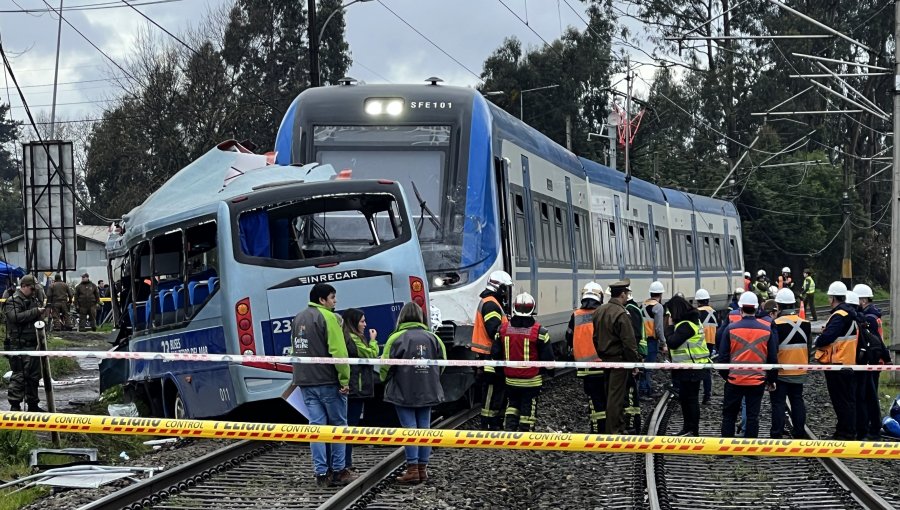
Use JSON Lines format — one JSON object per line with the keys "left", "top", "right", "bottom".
{"left": 0, "top": 225, "right": 109, "bottom": 283}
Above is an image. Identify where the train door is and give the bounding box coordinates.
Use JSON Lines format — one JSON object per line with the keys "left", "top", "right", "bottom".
{"left": 494, "top": 157, "right": 513, "bottom": 276}
{"left": 723, "top": 219, "right": 733, "bottom": 295}
{"left": 564, "top": 177, "right": 578, "bottom": 309}
{"left": 648, "top": 205, "right": 658, "bottom": 281}
{"left": 613, "top": 195, "right": 626, "bottom": 280}
{"left": 520, "top": 155, "right": 538, "bottom": 296}
{"left": 690, "top": 212, "right": 701, "bottom": 292}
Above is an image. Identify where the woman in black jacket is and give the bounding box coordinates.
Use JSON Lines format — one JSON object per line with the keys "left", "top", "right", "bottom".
{"left": 341, "top": 308, "right": 379, "bottom": 472}
{"left": 665, "top": 295, "right": 712, "bottom": 437}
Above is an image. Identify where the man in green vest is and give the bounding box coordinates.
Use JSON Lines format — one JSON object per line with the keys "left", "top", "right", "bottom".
{"left": 802, "top": 268, "right": 817, "bottom": 321}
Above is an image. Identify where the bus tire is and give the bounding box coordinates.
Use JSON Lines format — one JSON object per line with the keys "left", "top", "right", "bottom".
{"left": 164, "top": 380, "right": 189, "bottom": 419}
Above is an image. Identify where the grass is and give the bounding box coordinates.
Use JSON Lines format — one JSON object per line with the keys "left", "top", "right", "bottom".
{"left": 0, "top": 329, "right": 93, "bottom": 388}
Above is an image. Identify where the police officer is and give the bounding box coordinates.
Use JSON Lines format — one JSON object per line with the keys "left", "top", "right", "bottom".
{"left": 592, "top": 279, "right": 641, "bottom": 434}
{"left": 640, "top": 281, "right": 667, "bottom": 398}
{"left": 717, "top": 292, "right": 778, "bottom": 438}
{"left": 493, "top": 292, "right": 553, "bottom": 431}
{"left": 802, "top": 269, "right": 817, "bottom": 321}
{"left": 471, "top": 270, "right": 512, "bottom": 430}
{"left": 695, "top": 289, "right": 718, "bottom": 405}
{"left": 74, "top": 273, "right": 100, "bottom": 331}
{"left": 770, "top": 288, "right": 810, "bottom": 438}
{"left": 814, "top": 281, "right": 858, "bottom": 440}
{"left": 853, "top": 284, "right": 891, "bottom": 440}
{"left": 566, "top": 282, "right": 606, "bottom": 432}
{"left": 46, "top": 274, "right": 73, "bottom": 331}
{"left": 4, "top": 275, "right": 49, "bottom": 412}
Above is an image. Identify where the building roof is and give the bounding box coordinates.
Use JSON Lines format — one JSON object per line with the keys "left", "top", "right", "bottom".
{"left": 0, "top": 225, "right": 108, "bottom": 248}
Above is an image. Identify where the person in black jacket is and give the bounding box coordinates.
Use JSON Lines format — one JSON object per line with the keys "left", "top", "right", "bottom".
{"left": 341, "top": 308, "right": 379, "bottom": 472}
{"left": 665, "top": 296, "right": 711, "bottom": 436}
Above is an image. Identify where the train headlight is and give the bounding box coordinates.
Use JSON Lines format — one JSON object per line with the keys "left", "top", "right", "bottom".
{"left": 365, "top": 97, "right": 404, "bottom": 116}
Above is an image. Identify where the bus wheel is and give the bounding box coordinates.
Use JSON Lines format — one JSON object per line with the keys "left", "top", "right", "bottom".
{"left": 173, "top": 393, "right": 188, "bottom": 419}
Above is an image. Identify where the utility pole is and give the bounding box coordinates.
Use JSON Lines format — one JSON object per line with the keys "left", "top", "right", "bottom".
{"left": 307, "top": 0, "right": 320, "bottom": 87}
{"left": 49, "top": 0, "right": 64, "bottom": 139}
{"left": 565, "top": 115, "right": 573, "bottom": 151}
{"left": 624, "top": 55, "right": 632, "bottom": 183}
{"left": 890, "top": 0, "right": 900, "bottom": 352}
{"left": 607, "top": 111, "right": 617, "bottom": 169}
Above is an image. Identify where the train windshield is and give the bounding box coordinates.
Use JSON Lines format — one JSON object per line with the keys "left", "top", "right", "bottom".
{"left": 234, "top": 190, "right": 409, "bottom": 266}
{"left": 313, "top": 125, "right": 465, "bottom": 272}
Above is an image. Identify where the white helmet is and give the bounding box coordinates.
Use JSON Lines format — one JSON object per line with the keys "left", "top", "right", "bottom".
{"left": 649, "top": 281, "right": 665, "bottom": 294}
{"left": 826, "top": 281, "right": 847, "bottom": 297}
{"left": 768, "top": 285, "right": 778, "bottom": 297}
{"left": 581, "top": 282, "right": 603, "bottom": 303}
{"left": 512, "top": 292, "right": 536, "bottom": 317}
{"left": 845, "top": 291, "right": 860, "bottom": 306}
{"left": 695, "top": 289, "right": 710, "bottom": 301}
{"left": 775, "top": 288, "right": 796, "bottom": 305}
{"left": 486, "top": 270, "right": 513, "bottom": 292}
{"left": 781, "top": 267, "right": 791, "bottom": 274}
{"left": 744, "top": 272, "right": 751, "bottom": 278}
{"left": 734, "top": 288, "right": 744, "bottom": 296}
{"left": 757, "top": 269, "right": 767, "bottom": 277}
{"left": 738, "top": 292, "right": 759, "bottom": 308}
{"left": 852, "top": 284, "right": 873, "bottom": 299}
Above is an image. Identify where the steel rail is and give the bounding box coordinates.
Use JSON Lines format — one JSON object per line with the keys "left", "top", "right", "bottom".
{"left": 644, "top": 390, "right": 671, "bottom": 510}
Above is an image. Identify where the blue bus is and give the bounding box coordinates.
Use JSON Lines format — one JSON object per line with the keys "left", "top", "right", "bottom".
{"left": 104, "top": 143, "right": 428, "bottom": 418}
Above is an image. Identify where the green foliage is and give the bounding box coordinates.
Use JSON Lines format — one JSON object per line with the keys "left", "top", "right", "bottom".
{"left": 0, "top": 104, "right": 22, "bottom": 239}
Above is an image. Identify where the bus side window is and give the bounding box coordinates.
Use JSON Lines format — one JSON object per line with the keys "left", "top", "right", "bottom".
{"left": 186, "top": 221, "right": 218, "bottom": 314}
{"left": 131, "top": 241, "right": 151, "bottom": 332}
{"left": 151, "top": 230, "right": 184, "bottom": 328}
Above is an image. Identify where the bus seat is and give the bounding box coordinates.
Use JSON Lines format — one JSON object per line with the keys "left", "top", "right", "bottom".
{"left": 171, "top": 286, "right": 184, "bottom": 310}
{"left": 127, "top": 304, "right": 134, "bottom": 326}
{"left": 208, "top": 277, "right": 219, "bottom": 294}
{"left": 189, "top": 281, "right": 210, "bottom": 306}
{"left": 160, "top": 290, "right": 174, "bottom": 314}
{"left": 133, "top": 302, "right": 147, "bottom": 329}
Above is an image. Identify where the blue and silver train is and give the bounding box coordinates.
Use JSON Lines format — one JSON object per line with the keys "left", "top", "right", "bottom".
{"left": 104, "top": 142, "right": 429, "bottom": 418}
{"left": 274, "top": 81, "right": 744, "bottom": 353}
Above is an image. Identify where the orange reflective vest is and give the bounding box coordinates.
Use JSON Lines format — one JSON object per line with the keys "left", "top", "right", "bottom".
{"left": 642, "top": 299, "right": 659, "bottom": 339}
{"left": 814, "top": 309, "right": 857, "bottom": 365}
{"left": 726, "top": 322, "right": 771, "bottom": 386}
{"left": 773, "top": 314, "right": 810, "bottom": 377}
{"left": 472, "top": 295, "right": 506, "bottom": 356}
{"left": 698, "top": 306, "right": 718, "bottom": 345}
{"left": 727, "top": 309, "right": 741, "bottom": 324}
{"left": 571, "top": 308, "right": 602, "bottom": 376}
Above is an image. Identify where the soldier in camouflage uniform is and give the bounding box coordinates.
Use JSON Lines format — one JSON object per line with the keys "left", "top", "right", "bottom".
{"left": 74, "top": 273, "right": 100, "bottom": 332}
{"left": 46, "top": 274, "right": 73, "bottom": 331}
{"left": 4, "top": 275, "right": 49, "bottom": 412}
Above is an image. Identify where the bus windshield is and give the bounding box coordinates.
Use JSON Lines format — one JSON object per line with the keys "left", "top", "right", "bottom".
{"left": 234, "top": 190, "right": 409, "bottom": 267}
{"left": 314, "top": 125, "right": 467, "bottom": 272}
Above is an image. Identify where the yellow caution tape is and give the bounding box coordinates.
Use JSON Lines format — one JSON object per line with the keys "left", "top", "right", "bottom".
{"left": 1, "top": 411, "right": 898, "bottom": 459}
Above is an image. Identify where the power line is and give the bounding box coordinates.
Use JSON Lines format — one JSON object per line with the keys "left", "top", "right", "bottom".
{"left": 0, "top": 40, "right": 116, "bottom": 223}
{"left": 120, "top": 0, "right": 199, "bottom": 57}
{"left": 353, "top": 60, "right": 392, "bottom": 83}
{"left": 376, "top": 1, "right": 480, "bottom": 80}
{"left": 1, "top": 0, "right": 180, "bottom": 13}
{"left": 496, "top": 0, "right": 565, "bottom": 59}
{"left": 741, "top": 204, "right": 848, "bottom": 257}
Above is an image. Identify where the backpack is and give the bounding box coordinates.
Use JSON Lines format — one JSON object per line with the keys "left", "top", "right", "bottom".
{"left": 857, "top": 319, "right": 888, "bottom": 365}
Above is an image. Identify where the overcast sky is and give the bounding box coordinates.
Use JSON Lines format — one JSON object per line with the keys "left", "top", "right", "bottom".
{"left": 0, "top": 0, "right": 666, "bottom": 127}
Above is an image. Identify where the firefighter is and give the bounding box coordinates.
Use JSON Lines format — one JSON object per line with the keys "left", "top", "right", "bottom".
{"left": 717, "top": 292, "right": 778, "bottom": 438}
{"left": 566, "top": 282, "right": 606, "bottom": 432}
{"left": 46, "top": 274, "right": 73, "bottom": 331}
{"left": 802, "top": 269, "right": 817, "bottom": 321}
{"left": 639, "top": 281, "right": 667, "bottom": 398}
{"left": 770, "top": 288, "right": 810, "bottom": 439}
{"left": 814, "top": 281, "right": 858, "bottom": 440}
{"left": 853, "top": 283, "right": 892, "bottom": 440}
{"left": 74, "top": 273, "right": 100, "bottom": 331}
{"left": 695, "top": 289, "right": 718, "bottom": 405}
{"left": 4, "top": 275, "right": 49, "bottom": 412}
{"left": 471, "top": 270, "right": 512, "bottom": 430}
{"left": 493, "top": 292, "right": 553, "bottom": 432}
{"left": 592, "top": 279, "right": 641, "bottom": 434}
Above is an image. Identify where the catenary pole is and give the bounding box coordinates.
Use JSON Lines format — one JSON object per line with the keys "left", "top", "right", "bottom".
{"left": 891, "top": 0, "right": 900, "bottom": 354}
{"left": 308, "top": 0, "right": 320, "bottom": 87}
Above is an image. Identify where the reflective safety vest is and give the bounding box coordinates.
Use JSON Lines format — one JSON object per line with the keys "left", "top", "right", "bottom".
{"left": 773, "top": 314, "right": 809, "bottom": 377}
{"left": 698, "top": 306, "right": 718, "bottom": 345}
{"left": 727, "top": 323, "right": 771, "bottom": 385}
{"left": 815, "top": 309, "right": 858, "bottom": 365}
{"left": 626, "top": 302, "right": 648, "bottom": 356}
{"left": 727, "top": 309, "right": 741, "bottom": 324}
{"left": 501, "top": 323, "right": 542, "bottom": 387}
{"left": 670, "top": 321, "right": 711, "bottom": 364}
{"left": 572, "top": 308, "right": 602, "bottom": 377}
{"left": 472, "top": 295, "right": 506, "bottom": 356}
{"left": 642, "top": 299, "right": 659, "bottom": 339}
{"left": 803, "top": 276, "right": 816, "bottom": 295}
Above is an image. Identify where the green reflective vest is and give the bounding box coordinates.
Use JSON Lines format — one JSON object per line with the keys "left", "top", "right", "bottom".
{"left": 670, "top": 320, "right": 711, "bottom": 364}
{"left": 803, "top": 276, "right": 816, "bottom": 295}
{"left": 626, "top": 302, "right": 648, "bottom": 356}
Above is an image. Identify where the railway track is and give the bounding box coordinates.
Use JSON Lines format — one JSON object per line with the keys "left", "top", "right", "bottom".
{"left": 646, "top": 378, "right": 891, "bottom": 510}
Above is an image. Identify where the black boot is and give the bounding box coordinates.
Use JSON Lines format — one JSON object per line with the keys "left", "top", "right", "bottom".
{"left": 9, "top": 401, "right": 21, "bottom": 412}
{"left": 27, "top": 403, "right": 47, "bottom": 412}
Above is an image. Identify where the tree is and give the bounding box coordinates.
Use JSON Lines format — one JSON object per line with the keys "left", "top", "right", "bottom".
{"left": 0, "top": 103, "right": 21, "bottom": 239}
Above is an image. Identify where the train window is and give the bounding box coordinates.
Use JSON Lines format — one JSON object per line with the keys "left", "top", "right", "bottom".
{"left": 515, "top": 193, "right": 524, "bottom": 214}
{"left": 730, "top": 237, "right": 739, "bottom": 268}
{"left": 609, "top": 222, "right": 616, "bottom": 237}
{"left": 513, "top": 193, "right": 527, "bottom": 264}
{"left": 628, "top": 225, "right": 634, "bottom": 239}
{"left": 555, "top": 207, "right": 563, "bottom": 225}
{"left": 714, "top": 237, "right": 723, "bottom": 267}
{"left": 554, "top": 206, "right": 564, "bottom": 264}
{"left": 541, "top": 202, "right": 549, "bottom": 221}
{"left": 600, "top": 220, "right": 611, "bottom": 266}
{"left": 703, "top": 237, "right": 711, "bottom": 268}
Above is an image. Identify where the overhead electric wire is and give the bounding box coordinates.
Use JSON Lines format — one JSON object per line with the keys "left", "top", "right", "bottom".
{"left": 0, "top": 40, "right": 116, "bottom": 224}
{"left": 2, "top": 0, "right": 180, "bottom": 13}
{"left": 377, "top": 0, "right": 481, "bottom": 80}
{"left": 741, "top": 205, "right": 848, "bottom": 257}
{"left": 120, "top": 0, "right": 199, "bottom": 58}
